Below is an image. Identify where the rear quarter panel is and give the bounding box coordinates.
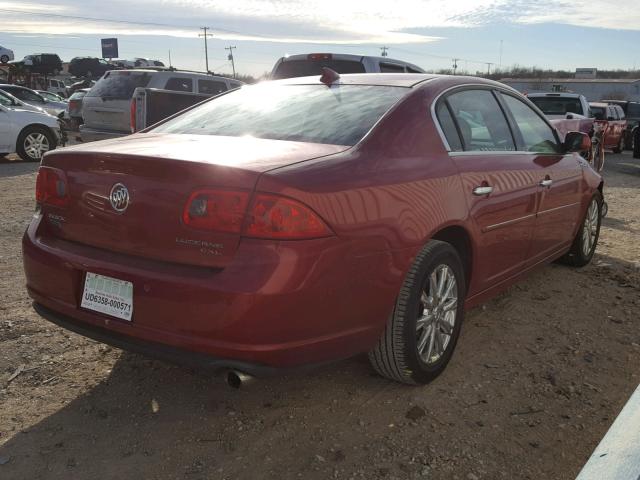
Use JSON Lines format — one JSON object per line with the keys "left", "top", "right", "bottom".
{"left": 256, "top": 88, "right": 470, "bottom": 334}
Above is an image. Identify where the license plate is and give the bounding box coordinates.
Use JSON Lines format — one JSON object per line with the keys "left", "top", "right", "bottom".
{"left": 81, "top": 272, "right": 133, "bottom": 321}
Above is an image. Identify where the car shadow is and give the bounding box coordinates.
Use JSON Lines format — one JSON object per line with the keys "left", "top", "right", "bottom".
{"left": 601, "top": 215, "right": 631, "bottom": 232}
{"left": 0, "top": 158, "right": 38, "bottom": 178}
{"left": 0, "top": 253, "right": 638, "bottom": 479}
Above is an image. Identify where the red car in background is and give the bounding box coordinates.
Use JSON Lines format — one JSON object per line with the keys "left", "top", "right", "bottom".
{"left": 23, "top": 74, "right": 603, "bottom": 386}
{"left": 590, "top": 102, "right": 627, "bottom": 153}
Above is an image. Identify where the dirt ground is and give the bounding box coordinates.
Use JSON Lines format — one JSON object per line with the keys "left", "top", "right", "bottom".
{"left": 0, "top": 151, "right": 638, "bottom": 480}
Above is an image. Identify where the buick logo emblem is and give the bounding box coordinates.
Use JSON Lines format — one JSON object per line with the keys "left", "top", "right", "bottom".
{"left": 109, "top": 183, "right": 130, "bottom": 212}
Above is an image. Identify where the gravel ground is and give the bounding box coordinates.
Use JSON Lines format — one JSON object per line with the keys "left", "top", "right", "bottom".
{"left": 0, "top": 151, "right": 639, "bottom": 480}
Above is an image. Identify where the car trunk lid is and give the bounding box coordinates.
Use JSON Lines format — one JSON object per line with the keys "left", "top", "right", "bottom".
{"left": 41, "top": 133, "right": 347, "bottom": 267}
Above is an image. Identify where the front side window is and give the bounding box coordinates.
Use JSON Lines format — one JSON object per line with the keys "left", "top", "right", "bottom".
{"left": 501, "top": 94, "right": 559, "bottom": 153}
{"left": 445, "top": 89, "right": 515, "bottom": 151}
{"left": 165, "top": 77, "right": 193, "bottom": 93}
{"left": 152, "top": 84, "right": 408, "bottom": 146}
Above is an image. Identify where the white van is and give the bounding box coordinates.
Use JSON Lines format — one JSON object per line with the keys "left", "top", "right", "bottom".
{"left": 271, "top": 53, "right": 425, "bottom": 79}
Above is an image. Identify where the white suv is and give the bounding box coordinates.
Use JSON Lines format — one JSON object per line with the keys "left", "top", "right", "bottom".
{"left": 0, "top": 45, "right": 14, "bottom": 64}
{"left": 80, "top": 69, "right": 242, "bottom": 142}
{"left": 271, "top": 53, "right": 425, "bottom": 79}
{"left": 0, "top": 93, "right": 63, "bottom": 161}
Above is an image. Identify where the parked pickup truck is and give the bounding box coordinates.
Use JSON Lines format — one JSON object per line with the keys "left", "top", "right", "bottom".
{"left": 527, "top": 92, "right": 605, "bottom": 171}
{"left": 590, "top": 102, "right": 626, "bottom": 153}
{"left": 80, "top": 69, "right": 242, "bottom": 142}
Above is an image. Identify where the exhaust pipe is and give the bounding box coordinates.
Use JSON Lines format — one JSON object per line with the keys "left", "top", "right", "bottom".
{"left": 226, "top": 370, "right": 255, "bottom": 389}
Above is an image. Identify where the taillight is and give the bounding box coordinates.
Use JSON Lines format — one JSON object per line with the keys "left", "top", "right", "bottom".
{"left": 244, "top": 193, "right": 332, "bottom": 239}
{"left": 183, "top": 189, "right": 250, "bottom": 233}
{"left": 35, "top": 167, "right": 69, "bottom": 207}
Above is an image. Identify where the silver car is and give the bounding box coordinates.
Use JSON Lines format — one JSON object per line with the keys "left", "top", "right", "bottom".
{"left": 0, "top": 84, "right": 67, "bottom": 117}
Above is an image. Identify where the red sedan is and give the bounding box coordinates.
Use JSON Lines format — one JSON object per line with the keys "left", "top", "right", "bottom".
{"left": 23, "top": 73, "right": 603, "bottom": 385}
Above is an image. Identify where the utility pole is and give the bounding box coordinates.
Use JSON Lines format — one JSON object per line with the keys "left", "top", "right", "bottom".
{"left": 452, "top": 58, "right": 460, "bottom": 75}
{"left": 225, "top": 46, "right": 237, "bottom": 78}
{"left": 485, "top": 62, "right": 494, "bottom": 76}
{"left": 198, "top": 27, "right": 213, "bottom": 73}
{"left": 499, "top": 40, "right": 503, "bottom": 69}
{"left": 380, "top": 46, "right": 388, "bottom": 57}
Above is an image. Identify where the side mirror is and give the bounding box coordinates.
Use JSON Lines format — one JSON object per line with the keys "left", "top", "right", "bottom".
{"left": 563, "top": 131, "right": 591, "bottom": 153}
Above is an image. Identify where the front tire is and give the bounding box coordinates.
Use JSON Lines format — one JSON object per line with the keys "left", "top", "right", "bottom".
{"left": 0, "top": 55, "right": 8, "bottom": 64}
{"left": 16, "top": 126, "right": 55, "bottom": 162}
{"left": 368, "top": 240, "right": 466, "bottom": 385}
{"left": 612, "top": 136, "right": 624, "bottom": 154}
{"left": 562, "top": 194, "right": 602, "bottom": 267}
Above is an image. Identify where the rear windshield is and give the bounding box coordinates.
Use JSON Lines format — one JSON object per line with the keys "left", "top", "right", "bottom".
{"left": 152, "top": 84, "right": 407, "bottom": 146}
{"left": 529, "top": 97, "right": 584, "bottom": 116}
{"left": 272, "top": 59, "right": 366, "bottom": 79}
{"left": 87, "top": 71, "right": 151, "bottom": 99}
{"left": 591, "top": 106, "right": 606, "bottom": 120}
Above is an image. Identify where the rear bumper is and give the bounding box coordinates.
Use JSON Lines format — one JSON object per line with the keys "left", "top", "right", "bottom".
{"left": 23, "top": 212, "right": 403, "bottom": 369}
{"left": 33, "top": 302, "right": 285, "bottom": 376}
{"left": 79, "top": 125, "right": 128, "bottom": 143}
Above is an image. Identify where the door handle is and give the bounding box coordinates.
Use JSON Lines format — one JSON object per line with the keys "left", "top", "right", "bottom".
{"left": 472, "top": 186, "right": 493, "bottom": 196}
{"left": 540, "top": 179, "right": 553, "bottom": 187}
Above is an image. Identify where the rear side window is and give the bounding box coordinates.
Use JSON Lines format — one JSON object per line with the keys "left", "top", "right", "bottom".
{"left": 500, "top": 94, "right": 559, "bottom": 153}
{"left": 87, "top": 71, "right": 151, "bottom": 99}
{"left": 380, "top": 63, "right": 405, "bottom": 73}
{"left": 435, "top": 102, "right": 462, "bottom": 151}
{"left": 272, "top": 59, "right": 366, "bottom": 79}
{"left": 198, "top": 80, "right": 227, "bottom": 95}
{"left": 165, "top": 77, "right": 193, "bottom": 92}
{"left": 446, "top": 90, "right": 515, "bottom": 151}
{"left": 591, "top": 106, "right": 606, "bottom": 120}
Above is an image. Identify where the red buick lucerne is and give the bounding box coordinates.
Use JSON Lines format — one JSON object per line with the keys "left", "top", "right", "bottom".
{"left": 23, "top": 73, "right": 603, "bottom": 385}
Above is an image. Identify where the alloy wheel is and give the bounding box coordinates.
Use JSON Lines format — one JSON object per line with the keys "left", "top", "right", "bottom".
{"left": 416, "top": 264, "right": 458, "bottom": 365}
{"left": 24, "top": 132, "right": 50, "bottom": 160}
{"left": 582, "top": 199, "right": 599, "bottom": 257}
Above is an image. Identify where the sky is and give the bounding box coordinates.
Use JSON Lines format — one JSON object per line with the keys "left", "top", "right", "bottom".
{"left": 1, "top": 0, "right": 639, "bottom": 77}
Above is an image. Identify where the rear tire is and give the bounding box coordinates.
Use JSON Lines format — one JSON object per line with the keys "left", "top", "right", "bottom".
{"left": 368, "top": 240, "right": 466, "bottom": 385}
{"left": 561, "top": 194, "right": 602, "bottom": 267}
{"left": 634, "top": 129, "right": 640, "bottom": 159}
{"left": 16, "top": 126, "right": 55, "bottom": 162}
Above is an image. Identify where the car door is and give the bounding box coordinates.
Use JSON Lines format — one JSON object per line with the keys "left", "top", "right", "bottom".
{"left": 498, "top": 92, "right": 583, "bottom": 263}
{"left": 437, "top": 88, "right": 540, "bottom": 291}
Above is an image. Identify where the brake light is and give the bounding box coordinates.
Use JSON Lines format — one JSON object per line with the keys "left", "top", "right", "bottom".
{"left": 244, "top": 193, "right": 332, "bottom": 239}
{"left": 308, "top": 53, "right": 332, "bottom": 61}
{"left": 130, "top": 98, "right": 136, "bottom": 133}
{"left": 183, "top": 189, "right": 250, "bottom": 233}
{"left": 35, "top": 167, "right": 69, "bottom": 207}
